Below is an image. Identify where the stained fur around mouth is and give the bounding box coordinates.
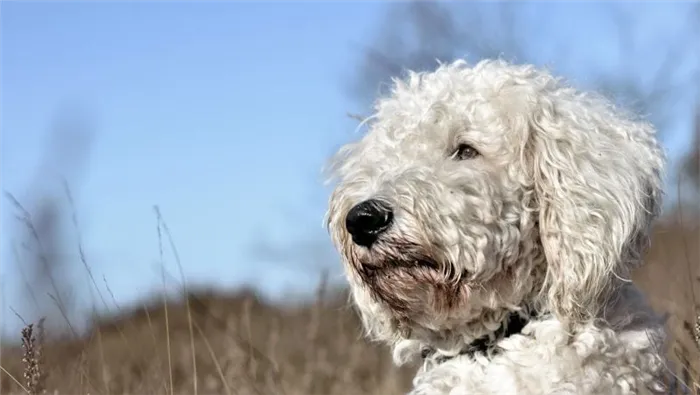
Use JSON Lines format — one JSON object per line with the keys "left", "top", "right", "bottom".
{"left": 352, "top": 241, "right": 469, "bottom": 317}
{"left": 354, "top": 240, "right": 468, "bottom": 281}
{"left": 356, "top": 241, "right": 440, "bottom": 273}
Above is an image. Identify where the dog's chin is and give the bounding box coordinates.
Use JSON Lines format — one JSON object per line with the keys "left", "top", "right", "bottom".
{"left": 349, "top": 249, "right": 469, "bottom": 320}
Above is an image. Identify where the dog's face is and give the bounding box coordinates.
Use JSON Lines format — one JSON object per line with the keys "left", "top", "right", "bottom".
{"left": 326, "top": 60, "right": 664, "bottom": 345}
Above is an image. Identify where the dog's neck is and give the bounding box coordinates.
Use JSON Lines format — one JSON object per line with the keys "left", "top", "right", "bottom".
{"left": 420, "top": 309, "right": 538, "bottom": 365}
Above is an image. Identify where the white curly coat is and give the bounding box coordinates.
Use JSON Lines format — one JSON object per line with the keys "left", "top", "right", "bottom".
{"left": 326, "top": 60, "right": 668, "bottom": 395}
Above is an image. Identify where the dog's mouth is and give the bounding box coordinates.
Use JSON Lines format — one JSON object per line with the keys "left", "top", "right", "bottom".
{"left": 349, "top": 240, "right": 470, "bottom": 287}
{"left": 359, "top": 256, "right": 439, "bottom": 275}
{"left": 352, "top": 250, "right": 471, "bottom": 318}
{"left": 357, "top": 253, "right": 471, "bottom": 284}
{"left": 354, "top": 239, "right": 435, "bottom": 268}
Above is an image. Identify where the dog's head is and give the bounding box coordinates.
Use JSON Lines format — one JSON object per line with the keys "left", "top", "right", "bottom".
{"left": 326, "top": 60, "right": 664, "bottom": 348}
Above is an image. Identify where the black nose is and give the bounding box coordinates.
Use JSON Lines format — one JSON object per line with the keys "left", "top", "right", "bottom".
{"left": 345, "top": 199, "right": 393, "bottom": 247}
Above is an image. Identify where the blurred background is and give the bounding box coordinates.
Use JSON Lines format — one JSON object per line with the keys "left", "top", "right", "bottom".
{"left": 1, "top": 2, "right": 698, "bottom": 395}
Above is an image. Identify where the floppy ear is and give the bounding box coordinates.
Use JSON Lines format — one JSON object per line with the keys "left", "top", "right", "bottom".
{"left": 526, "top": 87, "right": 665, "bottom": 324}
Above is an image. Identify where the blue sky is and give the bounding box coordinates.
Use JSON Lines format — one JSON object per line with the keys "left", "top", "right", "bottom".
{"left": 1, "top": 2, "right": 698, "bottom": 337}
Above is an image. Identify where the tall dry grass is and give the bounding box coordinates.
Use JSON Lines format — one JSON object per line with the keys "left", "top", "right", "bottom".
{"left": 633, "top": 211, "right": 700, "bottom": 394}
{"left": 0, "top": 284, "right": 415, "bottom": 395}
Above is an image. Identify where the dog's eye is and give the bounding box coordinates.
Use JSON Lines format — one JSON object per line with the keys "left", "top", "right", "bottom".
{"left": 452, "top": 144, "right": 480, "bottom": 160}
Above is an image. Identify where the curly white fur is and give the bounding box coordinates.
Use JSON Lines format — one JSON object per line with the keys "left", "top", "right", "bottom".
{"left": 325, "top": 60, "right": 668, "bottom": 394}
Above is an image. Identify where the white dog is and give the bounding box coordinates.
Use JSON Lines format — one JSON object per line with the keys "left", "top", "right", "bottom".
{"left": 326, "top": 60, "right": 668, "bottom": 395}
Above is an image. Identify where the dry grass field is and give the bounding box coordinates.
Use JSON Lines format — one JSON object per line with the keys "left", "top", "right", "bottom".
{"left": 0, "top": 213, "right": 698, "bottom": 395}
{"left": 633, "top": 213, "right": 700, "bottom": 393}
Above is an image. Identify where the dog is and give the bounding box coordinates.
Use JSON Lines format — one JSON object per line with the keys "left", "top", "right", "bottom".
{"left": 326, "top": 60, "right": 668, "bottom": 394}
